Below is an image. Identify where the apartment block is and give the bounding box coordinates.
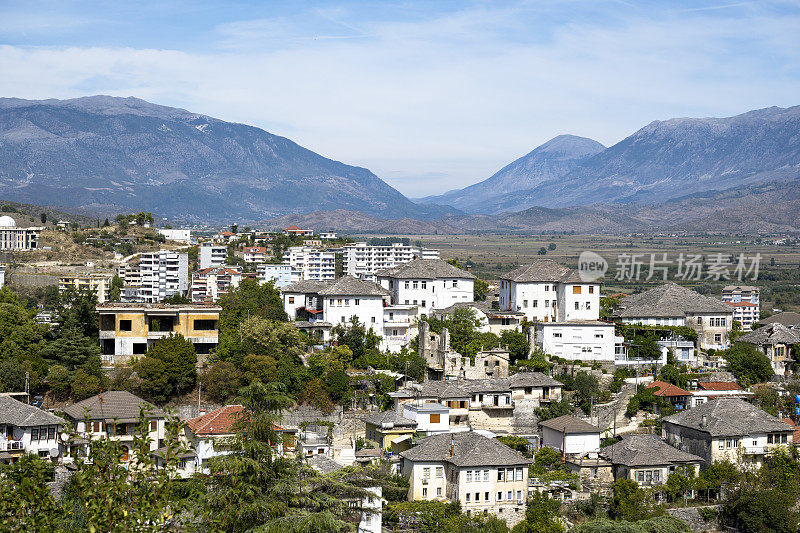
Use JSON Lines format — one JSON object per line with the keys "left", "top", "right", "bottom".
{"left": 58, "top": 273, "right": 114, "bottom": 303}
{"left": 257, "top": 263, "right": 301, "bottom": 288}
{"left": 137, "top": 250, "right": 189, "bottom": 303}
{"left": 340, "top": 242, "right": 440, "bottom": 280}
{"left": 199, "top": 243, "right": 228, "bottom": 270}
{"left": 191, "top": 267, "right": 245, "bottom": 303}
{"left": 283, "top": 246, "right": 336, "bottom": 281}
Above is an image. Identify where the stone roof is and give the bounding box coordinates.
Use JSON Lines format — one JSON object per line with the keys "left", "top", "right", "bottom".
{"left": 616, "top": 283, "right": 733, "bottom": 318}
{"left": 0, "top": 395, "right": 65, "bottom": 427}
{"left": 600, "top": 434, "right": 702, "bottom": 467}
{"left": 306, "top": 454, "right": 345, "bottom": 475}
{"left": 761, "top": 312, "right": 800, "bottom": 328}
{"left": 282, "top": 279, "right": 332, "bottom": 293}
{"left": 317, "top": 276, "right": 390, "bottom": 297}
{"left": 539, "top": 415, "right": 600, "bottom": 434}
{"left": 663, "top": 398, "right": 793, "bottom": 437}
{"left": 400, "top": 432, "right": 531, "bottom": 467}
{"left": 500, "top": 260, "right": 583, "bottom": 283}
{"left": 62, "top": 391, "right": 165, "bottom": 422}
{"left": 376, "top": 258, "right": 476, "bottom": 280}
{"left": 739, "top": 323, "right": 800, "bottom": 346}
{"left": 508, "top": 372, "right": 562, "bottom": 389}
{"left": 364, "top": 409, "right": 417, "bottom": 428}
{"left": 411, "top": 373, "right": 561, "bottom": 398}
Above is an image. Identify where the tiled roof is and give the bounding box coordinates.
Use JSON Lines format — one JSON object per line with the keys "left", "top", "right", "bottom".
{"left": 600, "top": 434, "right": 702, "bottom": 467}
{"left": 281, "top": 280, "right": 332, "bottom": 293}
{"left": 539, "top": 415, "right": 600, "bottom": 434}
{"left": 364, "top": 409, "right": 417, "bottom": 428}
{"left": 317, "top": 276, "right": 390, "bottom": 297}
{"left": 782, "top": 418, "right": 800, "bottom": 446}
{"left": 62, "top": 391, "right": 165, "bottom": 422}
{"left": 739, "top": 323, "right": 800, "bottom": 346}
{"left": 0, "top": 395, "right": 65, "bottom": 427}
{"left": 411, "top": 373, "right": 561, "bottom": 398}
{"left": 761, "top": 312, "right": 800, "bottom": 328}
{"left": 186, "top": 405, "right": 243, "bottom": 435}
{"left": 698, "top": 381, "right": 742, "bottom": 391}
{"left": 244, "top": 247, "right": 266, "bottom": 253}
{"left": 647, "top": 380, "right": 692, "bottom": 397}
{"left": 616, "top": 283, "right": 733, "bottom": 318}
{"left": 508, "top": 372, "right": 562, "bottom": 389}
{"left": 500, "top": 260, "right": 583, "bottom": 283}
{"left": 663, "top": 398, "right": 794, "bottom": 437}
{"left": 306, "top": 454, "right": 345, "bottom": 474}
{"left": 400, "top": 432, "right": 531, "bottom": 467}
{"left": 725, "top": 301, "right": 759, "bottom": 308}
{"left": 376, "top": 258, "right": 476, "bottom": 280}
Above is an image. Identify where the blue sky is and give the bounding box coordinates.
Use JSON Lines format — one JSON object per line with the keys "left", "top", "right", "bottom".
{"left": 2, "top": 1, "right": 800, "bottom": 196}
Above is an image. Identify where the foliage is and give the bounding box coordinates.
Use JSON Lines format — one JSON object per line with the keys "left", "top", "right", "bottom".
{"left": 70, "top": 368, "right": 104, "bottom": 400}
{"left": 332, "top": 317, "right": 382, "bottom": 368}
{"left": 512, "top": 492, "right": 563, "bottom": 533}
{"left": 574, "top": 516, "right": 690, "bottom": 533}
{"left": 474, "top": 278, "right": 490, "bottom": 301}
{"left": 200, "top": 361, "right": 245, "bottom": 403}
{"left": 386, "top": 500, "right": 509, "bottom": 532}
{"left": 135, "top": 333, "right": 197, "bottom": 403}
{"left": 500, "top": 330, "right": 530, "bottom": 364}
{"left": 535, "top": 398, "right": 573, "bottom": 421}
{"left": 0, "top": 454, "right": 60, "bottom": 531}
{"left": 721, "top": 342, "right": 774, "bottom": 386}
{"left": 46, "top": 364, "right": 71, "bottom": 400}
{"left": 609, "top": 479, "right": 663, "bottom": 522}
{"left": 497, "top": 435, "right": 533, "bottom": 457}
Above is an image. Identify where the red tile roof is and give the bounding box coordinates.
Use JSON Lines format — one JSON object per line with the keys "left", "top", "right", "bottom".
{"left": 725, "top": 301, "right": 759, "bottom": 307}
{"left": 647, "top": 380, "right": 691, "bottom": 397}
{"left": 284, "top": 225, "right": 301, "bottom": 231}
{"left": 699, "top": 381, "right": 742, "bottom": 391}
{"left": 186, "top": 405, "right": 285, "bottom": 436}
{"left": 244, "top": 247, "right": 267, "bottom": 253}
{"left": 783, "top": 418, "right": 800, "bottom": 445}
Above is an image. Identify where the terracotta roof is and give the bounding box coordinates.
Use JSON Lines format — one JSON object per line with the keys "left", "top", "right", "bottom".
{"left": 647, "top": 380, "right": 692, "bottom": 397}
{"left": 699, "top": 381, "right": 742, "bottom": 391}
{"left": 725, "top": 301, "right": 759, "bottom": 308}
{"left": 62, "top": 391, "right": 165, "bottom": 421}
{"left": 539, "top": 415, "right": 601, "bottom": 434}
{"left": 782, "top": 418, "right": 800, "bottom": 445}
{"left": 186, "top": 405, "right": 285, "bottom": 436}
{"left": 244, "top": 247, "right": 267, "bottom": 253}
{"left": 500, "top": 260, "right": 583, "bottom": 283}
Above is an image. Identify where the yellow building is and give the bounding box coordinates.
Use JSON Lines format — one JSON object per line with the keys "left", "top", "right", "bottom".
{"left": 59, "top": 274, "right": 113, "bottom": 303}
{"left": 364, "top": 410, "right": 417, "bottom": 454}
{"left": 97, "top": 303, "right": 221, "bottom": 366}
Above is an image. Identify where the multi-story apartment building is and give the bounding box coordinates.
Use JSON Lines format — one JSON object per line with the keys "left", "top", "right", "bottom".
{"left": 283, "top": 246, "right": 336, "bottom": 281}
{"left": 242, "top": 246, "right": 268, "bottom": 263}
{"left": 400, "top": 432, "right": 531, "bottom": 527}
{"left": 376, "top": 258, "right": 475, "bottom": 315}
{"left": 137, "top": 250, "right": 189, "bottom": 303}
{"left": 0, "top": 395, "right": 65, "bottom": 464}
{"left": 58, "top": 273, "right": 114, "bottom": 303}
{"left": 256, "top": 263, "right": 301, "bottom": 288}
{"left": 722, "top": 285, "right": 760, "bottom": 330}
{"left": 97, "top": 303, "right": 220, "bottom": 365}
{"left": 383, "top": 305, "right": 418, "bottom": 353}
{"left": 0, "top": 216, "right": 42, "bottom": 251}
{"left": 339, "top": 242, "right": 440, "bottom": 280}
{"left": 615, "top": 283, "right": 734, "bottom": 350}
{"left": 0, "top": 265, "right": 5, "bottom": 289}
{"left": 199, "top": 243, "right": 228, "bottom": 270}
{"left": 191, "top": 267, "right": 244, "bottom": 303}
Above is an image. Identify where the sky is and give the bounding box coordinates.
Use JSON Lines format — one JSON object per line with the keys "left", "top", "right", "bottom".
{"left": 1, "top": 1, "right": 800, "bottom": 197}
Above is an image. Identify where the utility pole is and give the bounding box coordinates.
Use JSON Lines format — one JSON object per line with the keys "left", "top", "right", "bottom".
{"left": 24, "top": 372, "right": 30, "bottom": 404}
{"left": 198, "top": 381, "right": 202, "bottom": 414}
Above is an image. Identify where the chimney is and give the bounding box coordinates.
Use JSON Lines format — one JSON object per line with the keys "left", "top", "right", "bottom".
{"left": 701, "top": 415, "right": 707, "bottom": 428}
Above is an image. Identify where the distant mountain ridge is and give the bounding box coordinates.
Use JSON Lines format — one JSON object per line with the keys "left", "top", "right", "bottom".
{"left": 0, "top": 96, "right": 454, "bottom": 222}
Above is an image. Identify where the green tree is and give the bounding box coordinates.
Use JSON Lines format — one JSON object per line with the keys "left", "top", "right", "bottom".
{"left": 575, "top": 516, "right": 690, "bottom": 533}
{"left": 513, "top": 492, "right": 563, "bottom": 532}
{"left": 500, "top": 330, "right": 529, "bottom": 364}
{"left": 109, "top": 274, "right": 123, "bottom": 301}
{"left": 40, "top": 212, "right": 47, "bottom": 224}
{"left": 332, "top": 317, "right": 382, "bottom": 368}
{"left": 0, "top": 454, "right": 60, "bottom": 531}
{"left": 324, "top": 370, "right": 351, "bottom": 404}
{"left": 538, "top": 247, "right": 547, "bottom": 255}
{"left": 548, "top": 243, "right": 556, "bottom": 251}
{"left": 46, "top": 364, "right": 71, "bottom": 400}
{"left": 71, "top": 368, "right": 104, "bottom": 400}
{"left": 474, "top": 278, "right": 490, "bottom": 301}
{"left": 722, "top": 342, "right": 774, "bottom": 386}
{"left": 200, "top": 361, "right": 244, "bottom": 403}
{"left": 609, "top": 479, "right": 662, "bottom": 521}
{"left": 135, "top": 333, "right": 197, "bottom": 403}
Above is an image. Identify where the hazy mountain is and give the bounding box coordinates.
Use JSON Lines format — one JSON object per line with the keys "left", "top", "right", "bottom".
{"left": 417, "top": 135, "right": 605, "bottom": 213}
{"left": 0, "top": 96, "right": 453, "bottom": 222}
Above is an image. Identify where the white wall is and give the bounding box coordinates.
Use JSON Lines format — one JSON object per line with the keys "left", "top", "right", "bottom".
{"left": 536, "top": 323, "right": 616, "bottom": 362}
{"left": 541, "top": 427, "right": 600, "bottom": 455}
{"left": 323, "top": 295, "right": 385, "bottom": 336}
{"left": 379, "top": 277, "right": 474, "bottom": 315}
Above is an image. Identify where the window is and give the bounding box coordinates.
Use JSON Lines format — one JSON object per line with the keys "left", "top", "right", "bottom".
{"left": 474, "top": 492, "right": 479, "bottom": 501}
{"left": 516, "top": 467, "right": 523, "bottom": 481}
{"left": 485, "top": 491, "right": 489, "bottom": 501}
{"left": 719, "top": 440, "right": 725, "bottom": 449}
{"left": 430, "top": 413, "right": 441, "bottom": 424}
{"left": 573, "top": 286, "right": 581, "bottom": 294}
{"left": 452, "top": 280, "right": 458, "bottom": 288}
{"left": 404, "top": 281, "right": 410, "bottom": 289}
{"left": 726, "top": 439, "right": 732, "bottom": 448}
{"left": 589, "top": 285, "right": 594, "bottom": 294}
{"left": 768, "top": 434, "right": 774, "bottom": 444}
{"left": 497, "top": 491, "right": 504, "bottom": 501}
{"left": 437, "top": 487, "right": 442, "bottom": 497}
{"left": 421, "top": 300, "right": 426, "bottom": 307}
{"left": 544, "top": 300, "right": 549, "bottom": 308}
{"left": 465, "top": 493, "right": 470, "bottom": 503}
{"left": 498, "top": 469, "right": 505, "bottom": 481}
{"left": 594, "top": 333, "right": 603, "bottom": 339}
{"left": 507, "top": 491, "right": 513, "bottom": 500}
{"left": 149, "top": 420, "right": 157, "bottom": 432}
{"left": 421, "top": 281, "right": 427, "bottom": 289}
{"left": 436, "top": 467, "right": 443, "bottom": 478}
{"left": 354, "top": 299, "right": 360, "bottom": 305}
{"left": 553, "top": 332, "right": 562, "bottom": 338}
{"left": 194, "top": 319, "right": 217, "bottom": 331}
{"left": 119, "top": 319, "right": 132, "bottom": 331}
{"left": 586, "top": 302, "right": 591, "bottom": 310}
{"left": 714, "top": 334, "right": 722, "bottom": 343}
{"left": 574, "top": 302, "right": 579, "bottom": 310}
{"left": 31, "top": 427, "right": 39, "bottom": 441}
{"left": 422, "top": 488, "right": 428, "bottom": 498}
{"left": 517, "top": 490, "right": 523, "bottom": 501}
{"left": 48, "top": 427, "right": 55, "bottom": 440}
{"left": 483, "top": 469, "right": 489, "bottom": 481}
{"left": 288, "top": 296, "right": 295, "bottom": 304}
{"left": 532, "top": 300, "right": 538, "bottom": 307}
{"left": 413, "top": 281, "right": 419, "bottom": 289}
{"left": 423, "top": 467, "right": 430, "bottom": 478}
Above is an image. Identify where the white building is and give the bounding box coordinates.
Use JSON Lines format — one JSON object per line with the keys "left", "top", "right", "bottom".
{"left": 539, "top": 415, "right": 602, "bottom": 456}
{"left": 377, "top": 258, "right": 475, "bottom": 315}
{"left": 432, "top": 302, "right": 525, "bottom": 335}
{"left": 722, "top": 283, "right": 760, "bottom": 330}
{"left": 191, "top": 267, "right": 244, "bottom": 303}
{"left": 257, "top": 263, "right": 301, "bottom": 288}
{"left": 284, "top": 246, "right": 336, "bottom": 281}
{"left": 243, "top": 246, "right": 268, "bottom": 263}
{"left": 0, "top": 395, "right": 64, "bottom": 463}
{"left": 401, "top": 402, "right": 451, "bottom": 435}
{"left": 498, "top": 260, "right": 600, "bottom": 323}
{"left": 535, "top": 320, "right": 621, "bottom": 362}
{"left": 383, "top": 305, "right": 419, "bottom": 353}
{"left": 0, "top": 216, "right": 42, "bottom": 251}
{"left": 319, "top": 232, "right": 337, "bottom": 240}
{"left": 340, "top": 242, "right": 439, "bottom": 280}
{"left": 137, "top": 250, "right": 189, "bottom": 303}
{"left": 400, "top": 432, "right": 531, "bottom": 527}
{"left": 199, "top": 243, "right": 228, "bottom": 270}
{"left": 725, "top": 301, "right": 760, "bottom": 331}
{"left": 58, "top": 273, "right": 114, "bottom": 303}
{"left": 0, "top": 265, "right": 4, "bottom": 289}
{"left": 157, "top": 228, "right": 192, "bottom": 244}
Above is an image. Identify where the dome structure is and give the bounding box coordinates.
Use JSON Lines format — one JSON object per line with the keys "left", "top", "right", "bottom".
{"left": 0, "top": 215, "right": 16, "bottom": 227}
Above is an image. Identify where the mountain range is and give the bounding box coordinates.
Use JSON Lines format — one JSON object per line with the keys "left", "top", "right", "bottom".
{"left": 0, "top": 96, "right": 798, "bottom": 232}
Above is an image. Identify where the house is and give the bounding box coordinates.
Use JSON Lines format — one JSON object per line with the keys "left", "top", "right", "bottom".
{"left": 0, "top": 395, "right": 65, "bottom": 464}
{"left": 600, "top": 434, "right": 702, "bottom": 488}
{"left": 58, "top": 273, "right": 114, "bottom": 303}
{"left": 722, "top": 285, "right": 759, "bottom": 330}
{"left": 760, "top": 311, "right": 800, "bottom": 329}
{"left": 62, "top": 391, "right": 167, "bottom": 461}
{"left": 213, "top": 230, "right": 238, "bottom": 243}
{"left": 401, "top": 402, "right": 451, "bottom": 435}
{"left": 377, "top": 258, "right": 475, "bottom": 316}
{"left": 282, "top": 225, "right": 314, "bottom": 237}
{"left": 319, "top": 231, "right": 337, "bottom": 240}
{"left": 738, "top": 323, "right": 799, "bottom": 376}
{"left": 157, "top": 228, "right": 192, "bottom": 244}
{"left": 132, "top": 250, "right": 189, "bottom": 303}
{"left": 662, "top": 398, "right": 795, "bottom": 468}
{"left": 690, "top": 381, "right": 753, "bottom": 407}
{"left": 615, "top": 283, "right": 734, "bottom": 350}
{"left": 298, "top": 424, "right": 332, "bottom": 457}
{"left": 0, "top": 216, "right": 42, "bottom": 251}
{"left": 657, "top": 337, "right": 697, "bottom": 366}
{"left": 97, "top": 303, "right": 220, "bottom": 365}
{"left": 646, "top": 380, "right": 693, "bottom": 411}
{"left": 382, "top": 305, "right": 419, "bottom": 353}
{"left": 433, "top": 301, "right": 525, "bottom": 335}
{"left": 498, "top": 260, "right": 600, "bottom": 323}
{"left": 242, "top": 246, "right": 268, "bottom": 263}
{"left": 400, "top": 432, "right": 531, "bottom": 526}
{"left": 191, "top": 267, "right": 245, "bottom": 303}
{"left": 340, "top": 242, "right": 440, "bottom": 280}
{"left": 283, "top": 246, "right": 336, "bottom": 280}
{"left": 539, "top": 415, "right": 601, "bottom": 456}
{"left": 364, "top": 410, "right": 418, "bottom": 453}
{"left": 199, "top": 243, "right": 228, "bottom": 270}
{"left": 257, "top": 263, "right": 301, "bottom": 288}
{"left": 535, "top": 320, "right": 622, "bottom": 363}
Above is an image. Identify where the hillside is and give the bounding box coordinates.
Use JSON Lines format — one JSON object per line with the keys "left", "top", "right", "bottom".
{"left": 0, "top": 96, "right": 452, "bottom": 222}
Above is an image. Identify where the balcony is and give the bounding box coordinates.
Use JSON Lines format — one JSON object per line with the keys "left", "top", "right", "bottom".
{"left": 0, "top": 439, "right": 24, "bottom": 452}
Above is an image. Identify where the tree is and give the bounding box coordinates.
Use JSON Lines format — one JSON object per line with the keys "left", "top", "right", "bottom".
{"left": 722, "top": 342, "right": 774, "bottom": 386}
{"left": 548, "top": 243, "right": 556, "bottom": 251}
{"left": 217, "top": 279, "right": 287, "bottom": 363}
{"left": 298, "top": 378, "right": 334, "bottom": 412}
{"left": 47, "top": 364, "right": 71, "bottom": 400}
{"left": 332, "top": 317, "right": 381, "bottom": 367}
{"left": 538, "top": 247, "right": 547, "bottom": 255}
{"left": 109, "top": 274, "right": 123, "bottom": 301}
{"left": 474, "top": 278, "right": 490, "bottom": 301}
{"left": 71, "top": 369, "right": 103, "bottom": 400}
{"left": 535, "top": 398, "right": 573, "bottom": 421}
{"left": 574, "top": 371, "right": 599, "bottom": 404}
{"left": 609, "top": 479, "right": 662, "bottom": 521}
{"left": 325, "top": 370, "right": 351, "bottom": 404}
{"left": 102, "top": 218, "right": 110, "bottom": 227}
{"left": 513, "top": 491, "right": 563, "bottom": 532}
{"left": 135, "top": 334, "right": 197, "bottom": 403}
{"left": 39, "top": 212, "right": 47, "bottom": 224}
{"left": 501, "top": 330, "right": 529, "bottom": 363}
{"left": 575, "top": 516, "right": 690, "bottom": 533}
{"left": 0, "top": 454, "right": 60, "bottom": 531}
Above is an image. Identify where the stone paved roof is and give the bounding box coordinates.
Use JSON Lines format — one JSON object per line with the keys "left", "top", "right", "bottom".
{"left": 663, "top": 398, "right": 793, "bottom": 437}
{"left": 317, "top": 276, "right": 390, "bottom": 297}
{"left": 500, "top": 260, "right": 583, "bottom": 283}
{"left": 281, "top": 279, "right": 332, "bottom": 293}
{"left": 739, "top": 323, "right": 800, "bottom": 346}
{"left": 411, "top": 373, "right": 561, "bottom": 398}
{"left": 400, "top": 432, "right": 531, "bottom": 467}
{"left": 761, "top": 312, "right": 800, "bottom": 328}
{"left": 62, "top": 391, "right": 165, "bottom": 422}
{"left": 600, "top": 434, "right": 702, "bottom": 467}
{"left": 306, "top": 454, "right": 345, "bottom": 474}
{"left": 617, "top": 283, "right": 733, "bottom": 318}
{"left": 0, "top": 395, "right": 64, "bottom": 427}
{"left": 539, "top": 415, "right": 600, "bottom": 434}
{"left": 364, "top": 409, "right": 417, "bottom": 428}
{"left": 376, "top": 258, "right": 475, "bottom": 280}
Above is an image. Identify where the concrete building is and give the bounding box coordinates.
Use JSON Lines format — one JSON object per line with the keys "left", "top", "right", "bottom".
{"left": 539, "top": 415, "right": 601, "bottom": 456}
{"left": 137, "top": 250, "right": 189, "bottom": 303}
{"left": 256, "top": 263, "right": 301, "bottom": 288}
{"left": 191, "top": 267, "right": 244, "bottom": 303}
{"left": 199, "top": 243, "right": 228, "bottom": 270}
{"left": 282, "top": 225, "right": 314, "bottom": 237}
{"left": 284, "top": 246, "right": 336, "bottom": 281}
{"left": 600, "top": 434, "right": 702, "bottom": 488}
{"left": 377, "top": 258, "right": 475, "bottom": 315}
{"left": 663, "top": 398, "right": 795, "bottom": 468}
{"left": 157, "top": 228, "right": 192, "bottom": 243}
{"left": 400, "top": 432, "right": 531, "bottom": 526}
{"left": 58, "top": 273, "right": 114, "bottom": 303}
{"left": 0, "top": 216, "right": 42, "bottom": 251}
{"left": 242, "top": 246, "right": 268, "bottom": 263}
{"left": 340, "top": 242, "right": 439, "bottom": 280}
{"left": 97, "top": 303, "right": 220, "bottom": 365}
{"left": 535, "top": 320, "right": 621, "bottom": 363}
{"left": 738, "top": 323, "right": 799, "bottom": 376}
{"left": 615, "top": 283, "right": 734, "bottom": 350}
{"left": 401, "top": 402, "right": 451, "bottom": 435}
{"left": 383, "top": 305, "right": 419, "bottom": 353}
{"left": 0, "top": 395, "right": 64, "bottom": 463}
